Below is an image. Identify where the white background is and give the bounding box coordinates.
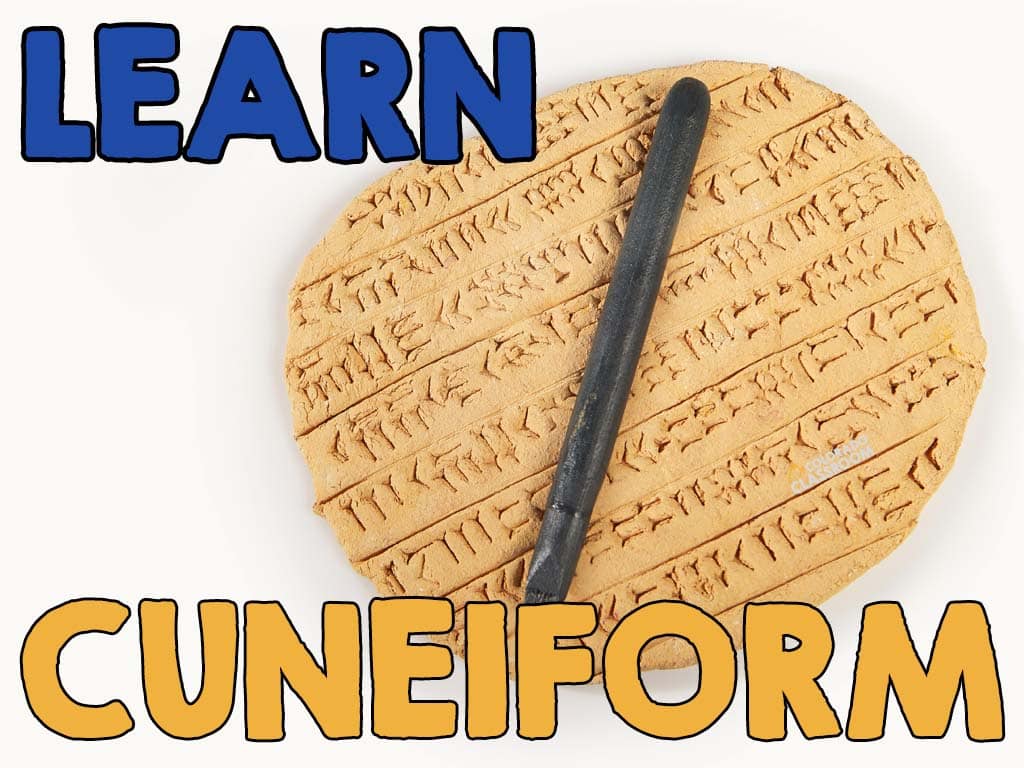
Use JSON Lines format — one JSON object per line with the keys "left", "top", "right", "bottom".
{"left": 1, "top": 0, "right": 1021, "bottom": 764}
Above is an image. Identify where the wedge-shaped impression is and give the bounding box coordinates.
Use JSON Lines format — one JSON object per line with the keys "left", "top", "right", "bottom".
{"left": 285, "top": 61, "right": 986, "bottom": 671}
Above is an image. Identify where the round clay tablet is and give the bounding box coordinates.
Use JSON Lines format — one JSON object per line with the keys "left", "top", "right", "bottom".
{"left": 285, "top": 61, "right": 986, "bottom": 670}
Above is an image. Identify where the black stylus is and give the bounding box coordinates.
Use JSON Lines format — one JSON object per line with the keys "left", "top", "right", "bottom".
{"left": 523, "top": 77, "right": 711, "bottom": 604}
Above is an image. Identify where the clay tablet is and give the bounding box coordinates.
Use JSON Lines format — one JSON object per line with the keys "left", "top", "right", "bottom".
{"left": 286, "top": 61, "right": 986, "bottom": 670}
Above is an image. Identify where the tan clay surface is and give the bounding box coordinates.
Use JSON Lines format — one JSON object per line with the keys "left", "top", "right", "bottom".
{"left": 285, "top": 61, "right": 986, "bottom": 670}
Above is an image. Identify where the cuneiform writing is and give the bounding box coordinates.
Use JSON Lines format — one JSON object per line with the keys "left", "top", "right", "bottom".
{"left": 583, "top": 430, "right": 948, "bottom": 634}
{"left": 581, "top": 342, "right": 969, "bottom": 584}
{"left": 662, "top": 156, "right": 923, "bottom": 300}
{"left": 327, "top": 67, "right": 806, "bottom": 241}
{"left": 443, "top": 427, "right": 952, "bottom": 656}
{"left": 297, "top": 289, "right": 602, "bottom": 498}
{"left": 631, "top": 207, "right": 944, "bottom": 399}
{"left": 290, "top": 112, "right": 885, "bottom": 440}
{"left": 355, "top": 271, "right": 975, "bottom": 594}
{"left": 309, "top": 202, "right": 949, "bottom": 513}
{"left": 318, "top": 243, "right": 963, "bottom": 560}
{"left": 685, "top": 104, "right": 883, "bottom": 216}
{"left": 292, "top": 153, "right": 925, "bottom": 447}
{"left": 289, "top": 69, "right": 843, "bottom": 347}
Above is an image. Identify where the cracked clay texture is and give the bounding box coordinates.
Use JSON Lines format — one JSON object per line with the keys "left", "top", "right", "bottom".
{"left": 285, "top": 61, "right": 987, "bottom": 671}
